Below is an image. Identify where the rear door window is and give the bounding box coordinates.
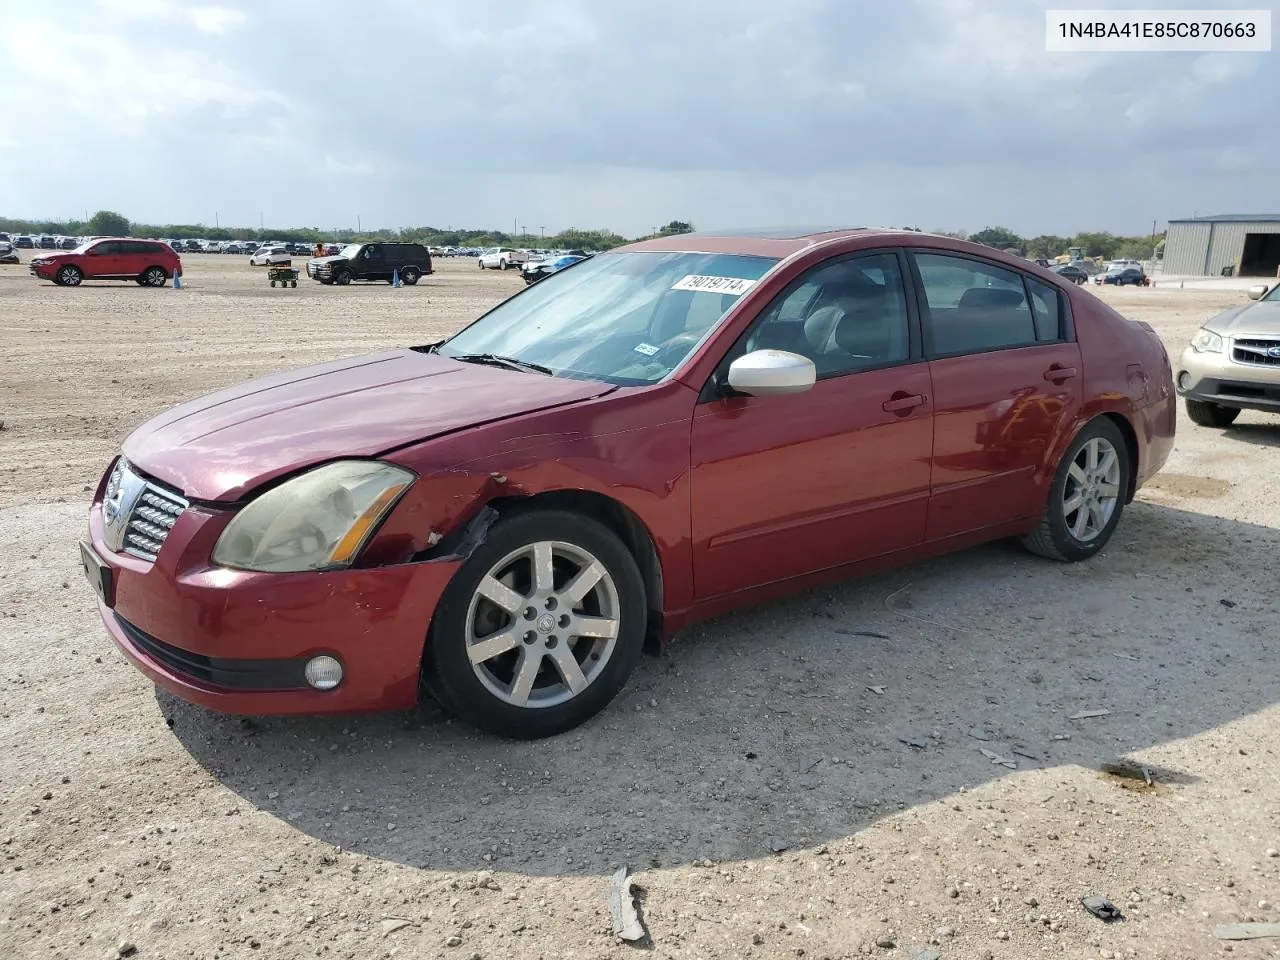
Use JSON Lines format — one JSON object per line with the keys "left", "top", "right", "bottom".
{"left": 913, "top": 253, "right": 1038, "bottom": 356}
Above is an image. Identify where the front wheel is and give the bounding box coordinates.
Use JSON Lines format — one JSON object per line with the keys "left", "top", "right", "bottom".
{"left": 1185, "top": 398, "right": 1240, "bottom": 428}
{"left": 56, "top": 265, "right": 83, "bottom": 286}
{"left": 424, "top": 509, "right": 647, "bottom": 739}
{"left": 333, "top": 269, "right": 352, "bottom": 285}
{"left": 1022, "top": 418, "right": 1130, "bottom": 562}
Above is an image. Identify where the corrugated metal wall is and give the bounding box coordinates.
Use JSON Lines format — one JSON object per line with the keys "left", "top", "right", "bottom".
{"left": 1162, "top": 222, "right": 1211, "bottom": 274}
{"left": 1210, "top": 221, "right": 1280, "bottom": 276}
{"left": 1163, "top": 220, "right": 1280, "bottom": 275}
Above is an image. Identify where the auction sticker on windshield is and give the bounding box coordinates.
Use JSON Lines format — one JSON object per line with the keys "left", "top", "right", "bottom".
{"left": 671, "top": 275, "right": 757, "bottom": 295}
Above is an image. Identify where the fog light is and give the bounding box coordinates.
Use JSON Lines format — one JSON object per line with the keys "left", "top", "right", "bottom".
{"left": 304, "top": 655, "right": 344, "bottom": 690}
{"left": 1178, "top": 371, "right": 1191, "bottom": 390}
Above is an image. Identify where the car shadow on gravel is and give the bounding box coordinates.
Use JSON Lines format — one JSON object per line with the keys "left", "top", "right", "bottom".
{"left": 162, "top": 500, "right": 1279, "bottom": 877}
{"left": 1222, "top": 422, "right": 1280, "bottom": 448}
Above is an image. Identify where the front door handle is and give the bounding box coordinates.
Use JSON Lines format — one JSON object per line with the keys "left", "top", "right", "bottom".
{"left": 882, "top": 393, "right": 927, "bottom": 414}
{"left": 1044, "top": 365, "right": 1078, "bottom": 382}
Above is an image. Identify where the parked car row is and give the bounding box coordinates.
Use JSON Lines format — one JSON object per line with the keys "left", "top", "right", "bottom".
{"left": 0, "top": 233, "right": 80, "bottom": 249}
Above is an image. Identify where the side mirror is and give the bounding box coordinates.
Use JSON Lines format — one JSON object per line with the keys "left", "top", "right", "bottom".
{"left": 726, "top": 349, "right": 816, "bottom": 397}
{"left": 1247, "top": 284, "right": 1269, "bottom": 301}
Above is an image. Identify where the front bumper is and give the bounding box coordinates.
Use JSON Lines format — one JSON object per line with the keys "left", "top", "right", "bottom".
{"left": 84, "top": 498, "right": 462, "bottom": 715}
{"left": 1175, "top": 341, "right": 1280, "bottom": 411}
{"left": 29, "top": 262, "right": 57, "bottom": 279}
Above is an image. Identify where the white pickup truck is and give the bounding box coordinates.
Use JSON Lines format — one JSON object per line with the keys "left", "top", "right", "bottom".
{"left": 477, "top": 247, "right": 530, "bottom": 270}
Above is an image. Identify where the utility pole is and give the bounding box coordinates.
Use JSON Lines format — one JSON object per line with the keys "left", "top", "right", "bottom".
{"left": 540, "top": 226, "right": 545, "bottom": 240}
{"left": 357, "top": 214, "right": 362, "bottom": 233}
{"left": 215, "top": 212, "right": 219, "bottom": 229}
{"left": 259, "top": 212, "right": 264, "bottom": 231}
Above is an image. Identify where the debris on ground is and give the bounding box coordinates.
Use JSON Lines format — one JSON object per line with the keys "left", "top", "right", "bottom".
{"left": 867, "top": 685, "right": 887, "bottom": 695}
{"left": 899, "top": 736, "right": 928, "bottom": 749}
{"left": 1099, "top": 759, "right": 1164, "bottom": 794}
{"left": 608, "top": 866, "right": 648, "bottom": 942}
{"left": 1069, "top": 709, "right": 1112, "bottom": 720}
{"left": 1081, "top": 895, "right": 1124, "bottom": 922}
{"left": 907, "top": 947, "right": 941, "bottom": 960}
{"left": 1211, "top": 923, "right": 1280, "bottom": 940}
{"left": 978, "top": 747, "right": 1017, "bottom": 769}
{"left": 382, "top": 917, "right": 412, "bottom": 935}
{"left": 966, "top": 726, "right": 991, "bottom": 741}
{"left": 768, "top": 838, "right": 791, "bottom": 854}
{"left": 1220, "top": 598, "right": 1237, "bottom": 608}
{"left": 835, "top": 628, "right": 892, "bottom": 639}
{"left": 1011, "top": 747, "right": 1041, "bottom": 761}
{"left": 1112, "top": 652, "right": 1140, "bottom": 661}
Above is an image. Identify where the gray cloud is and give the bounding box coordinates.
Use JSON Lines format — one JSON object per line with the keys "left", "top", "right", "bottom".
{"left": 1, "top": 0, "right": 1274, "bottom": 236}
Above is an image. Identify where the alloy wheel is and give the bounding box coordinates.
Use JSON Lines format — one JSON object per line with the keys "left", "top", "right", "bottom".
{"left": 1062, "top": 436, "right": 1121, "bottom": 542}
{"left": 464, "top": 540, "right": 621, "bottom": 709}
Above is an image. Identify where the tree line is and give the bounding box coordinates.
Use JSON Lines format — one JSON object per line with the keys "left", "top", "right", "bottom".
{"left": 0, "top": 213, "right": 700, "bottom": 253}
{"left": 946, "top": 226, "right": 1165, "bottom": 261}
{"left": 0, "top": 212, "right": 1163, "bottom": 260}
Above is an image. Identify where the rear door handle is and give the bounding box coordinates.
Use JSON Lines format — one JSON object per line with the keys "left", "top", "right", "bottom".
{"left": 882, "top": 393, "right": 927, "bottom": 413}
{"left": 1044, "top": 365, "right": 1078, "bottom": 382}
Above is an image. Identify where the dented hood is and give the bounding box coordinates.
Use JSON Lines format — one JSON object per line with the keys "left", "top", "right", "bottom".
{"left": 122, "top": 349, "right": 614, "bottom": 501}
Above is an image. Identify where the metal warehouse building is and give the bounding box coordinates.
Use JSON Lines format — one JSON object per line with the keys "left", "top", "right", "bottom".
{"left": 1162, "top": 214, "right": 1280, "bottom": 277}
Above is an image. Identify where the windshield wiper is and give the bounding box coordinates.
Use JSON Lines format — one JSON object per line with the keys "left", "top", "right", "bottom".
{"left": 449, "top": 353, "right": 554, "bottom": 376}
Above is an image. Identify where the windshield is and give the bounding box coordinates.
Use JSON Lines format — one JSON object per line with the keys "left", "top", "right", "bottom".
{"left": 437, "top": 250, "right": 778, "bottom": 385}
{"left": 339, "top": 243, "right": 362, "bottom": 258}
{"left": 1263, "top": 283, "right": 1280, "bottom": 302}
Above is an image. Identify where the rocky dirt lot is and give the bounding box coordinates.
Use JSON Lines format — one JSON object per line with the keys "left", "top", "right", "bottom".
{"left": 1, "top": 256, "right": 1278, "bottom": 960}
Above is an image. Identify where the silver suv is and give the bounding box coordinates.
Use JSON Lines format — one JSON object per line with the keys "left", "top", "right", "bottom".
{"left": 1175, "top": 281, "right": 1280, "bottom": 426}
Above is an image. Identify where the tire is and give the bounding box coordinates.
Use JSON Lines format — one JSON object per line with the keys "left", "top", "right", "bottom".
{"left": 143, "top": 266, "right": 167, "bottom": 287}
{"left": 400, "top": 267, "right": 420, "bottom": 285}
{"left": 478, "top": 260, "right": 485, "bottom": 269}
{"left": 333, "top": 269, "right": 352, "bottom": 285}
{"left": 1022, "top": 418, "right": 1130, "bottom": 562}
{"left": 1185, "top": 398, "right": 1240, "bottom": 428}
{"left": 57, "top": 264, "right": 83, "bottom": 286}
{"left": 424, "top": 509, "right": 647, "bottom": 739}
{"left": 501, "top": 260, "right": 513, "bottom": 270}
{"left": 270, "top": 280, "right": 276, "bottom": 287}
{"left": 290, "top": 280, "right": 297, "bottom": 288}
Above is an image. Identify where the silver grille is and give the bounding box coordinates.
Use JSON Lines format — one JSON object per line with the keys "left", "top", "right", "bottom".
{"left": 104, "top": 458, "right": 190, "bottom": 562}
{"left": 1232, "top": 338, "right": 1280, "bottom": 367}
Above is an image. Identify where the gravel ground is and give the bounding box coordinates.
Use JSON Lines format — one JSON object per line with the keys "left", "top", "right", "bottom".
{"left": 1, "top": 256, "right": 1278, "bottom": 960}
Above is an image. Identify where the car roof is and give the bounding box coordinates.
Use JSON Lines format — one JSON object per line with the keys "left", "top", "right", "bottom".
{"left": 619, "top": 226, "right": 942, "bottom": 257}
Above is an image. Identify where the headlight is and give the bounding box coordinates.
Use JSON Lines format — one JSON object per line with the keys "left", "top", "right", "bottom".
{"left": 1190, "top": 328, "right": 1223, "bottom": 353}
{"left": 211, "top": 460, "right": 414, "bottom": 573}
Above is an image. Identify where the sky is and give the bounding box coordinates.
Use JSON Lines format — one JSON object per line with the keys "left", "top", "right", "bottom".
{"left": 0, "top": 0, "right": 1275, "bottom": 238}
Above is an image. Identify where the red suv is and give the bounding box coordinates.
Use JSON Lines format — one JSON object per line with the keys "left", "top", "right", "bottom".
{"left": 30, "top": 238, "right": 182, "bottom": 287}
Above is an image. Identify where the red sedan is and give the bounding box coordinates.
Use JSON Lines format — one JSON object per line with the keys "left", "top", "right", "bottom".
{"left": 80, "top": 228, "right": 1175, "bottom": 738}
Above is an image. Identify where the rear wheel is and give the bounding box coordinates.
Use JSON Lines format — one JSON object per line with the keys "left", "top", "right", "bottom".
{"left": 333, "top": 269, "right": 352, "bottom": 285}
{"left": 424, "top": 509, "right": 646, "bottom": 739}
{"left": 1185, "top": 398, "right": 1240, "bottom": 428}
{"left": 56, "top": 265, "right": 83, "bottom": 286}
{"left": 400, "top": 267, "right": 420, "bottom": 285}
{"left": 1022, "top": 418, "right": 1130, "bottom": 562}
